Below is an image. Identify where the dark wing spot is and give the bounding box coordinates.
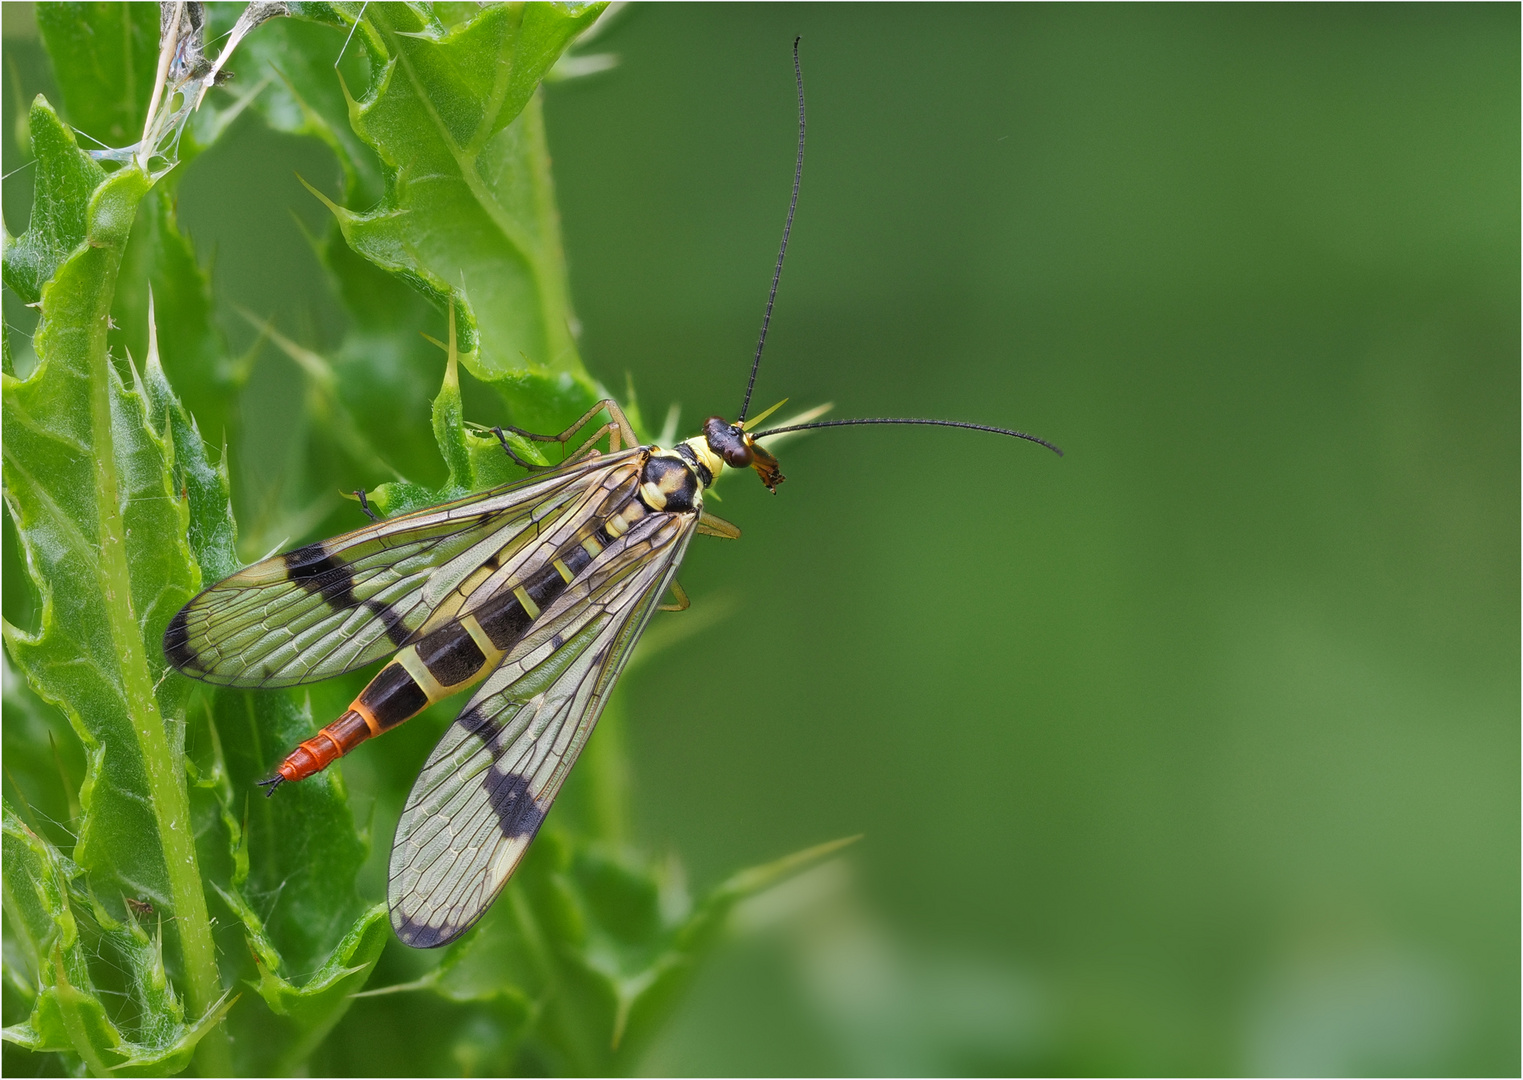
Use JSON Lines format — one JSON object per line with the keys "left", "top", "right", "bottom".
{"left": 162, "top": 606, "right": 199, "bottom": 671}
{"left": 486, "top": 770, "right": 546, "bottom": 840}
{"left": 364, "top": 599, "right": 411, "bottom": 647}
{"left": 455, "top": 706, "right": 493, "bottom": 743}
{"left": 390, "top": 908, "right": 453, "bottom": 949}
{"left": 284, "top": 543, "right": 360, "bottom": 609}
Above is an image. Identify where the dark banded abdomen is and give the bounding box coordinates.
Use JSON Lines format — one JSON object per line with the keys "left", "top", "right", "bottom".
{"left": 269, "top": 449, "right": 706, "bottom": 785}
{"left": 272, "top": 529, "right": 610, "bottom": 784}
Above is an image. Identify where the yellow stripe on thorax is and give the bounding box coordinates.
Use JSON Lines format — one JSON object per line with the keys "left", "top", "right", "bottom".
{"left": 680, "top": 436, "right": 725, "bottom": 483}
{"left": 640, "top": 481, "right": 668, "bottom": 510}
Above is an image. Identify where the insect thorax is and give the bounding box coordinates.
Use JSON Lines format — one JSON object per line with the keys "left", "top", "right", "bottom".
{"left": 672, "top": 437, "right": 727, "bottom": 491}
{"left": 639, "top": 447, "right": 710, "bottom": 515}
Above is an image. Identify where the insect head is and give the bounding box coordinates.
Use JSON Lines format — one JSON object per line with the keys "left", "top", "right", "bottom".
{"left": 702, "top": 416, "right": 785, "bottom": 492}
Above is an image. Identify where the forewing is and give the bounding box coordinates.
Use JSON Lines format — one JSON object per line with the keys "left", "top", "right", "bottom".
{"left": 163, "top": 452, "right": 643, "bottom": 687}
{"left": 388, "top": 511, "right": 697, "bottom": 947}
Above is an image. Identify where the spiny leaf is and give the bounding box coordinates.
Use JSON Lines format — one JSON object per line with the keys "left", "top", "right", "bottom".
{"left": 141, "top": 321, "right": 239, "bottom": 583}
{"left": 365, "top": 828, "right": 858, "bottom": 1075}
{"left": 141, "top": 304, "right": 387, "bottom": 1070}
{"left": 367, "top": 307, "right": 544, "bottom": 518}
{"left": 1, "top": 109, "right": 207, "bottom": 954}
{"left": 229, "top": 9, "right": 386, "bottom": 207}
{"left": 1, "top": 805, "right": 233, "bottom": 1074}
{"left": 114, "top": 189, "right": 232, "bottom": 449}
{"left": 0, "top": 98, "right": 105, "bottom": 304}
{"left": 311, "top": 3, "right": 604, "bottom": 411}
{"left": 2, "top": 82, "right": 232, "bottom": 1072}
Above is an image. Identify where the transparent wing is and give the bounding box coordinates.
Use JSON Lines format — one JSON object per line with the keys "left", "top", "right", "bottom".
{"left": 388, "top": 511, "right": 697, "bottom": 947}
{"left": 164, "top": 451, "right": 644, "bottom": 687}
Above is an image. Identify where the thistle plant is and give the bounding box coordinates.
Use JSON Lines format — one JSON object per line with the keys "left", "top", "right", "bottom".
{"left": 2, "top": 4, "right": 844, "bottom": 1074}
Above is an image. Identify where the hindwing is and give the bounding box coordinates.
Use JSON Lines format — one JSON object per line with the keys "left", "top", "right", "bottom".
{"left": 388, "top": 510, "right": 698, "bottom": 947}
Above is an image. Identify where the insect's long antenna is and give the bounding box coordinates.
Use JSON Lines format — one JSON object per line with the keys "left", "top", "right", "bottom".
{"left": 737, "top": 37, "right": 806, "bottom": 425}
{"left": 751, "top": 417, "right": 1065, "bottom": 457}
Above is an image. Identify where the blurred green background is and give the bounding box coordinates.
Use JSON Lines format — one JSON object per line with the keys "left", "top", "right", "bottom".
{"left": 545, "top": 7, "right": 1519, "bottom": 1074}
{"left": 6, "top": 3, "right": 1517, "bottom": 1075}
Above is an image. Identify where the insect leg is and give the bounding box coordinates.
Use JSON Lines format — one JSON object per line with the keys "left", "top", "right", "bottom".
{"left": 354, "top": 489, "right": 379, "bottom": 523}
{"left": 659, "top": 579, "right": 690, "bottom": 612}
{"left": 489, "top": 427, "right": 544, "bottom": 470}
{"left": 558, "top": 422, "right": 626, "bottom": 465}
{"left": 491, "top": 422, "right": 617, "bottom": 468}
{"left": 495, "top": 399, "right": 642, "bottom": 457}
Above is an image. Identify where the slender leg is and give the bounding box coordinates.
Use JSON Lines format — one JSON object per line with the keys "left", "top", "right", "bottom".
{"left": 493, "top": 422, "right": 627, "bottom": 470}
{"left": 354, "top": 489, "right": 379, "bottom": 523}
{"left": 489, "top": 427, "right": 543, "bottom": 470}
{"left": 659, "top": 579, "right": 690, "bottom": 612}
{"left": 557, "top": 422, "right": 626, "bottom": 466}
{"left": 493, "top": 399, "right": 642, "bottom": 461}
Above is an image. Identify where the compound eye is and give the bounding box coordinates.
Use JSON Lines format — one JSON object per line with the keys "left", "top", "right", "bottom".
{"left": 703, "top": 416, "right": 753, "bottom": 467}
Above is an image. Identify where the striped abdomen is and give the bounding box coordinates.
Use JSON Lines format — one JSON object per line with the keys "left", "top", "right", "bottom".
{"left": 274, "top": 529, "right": 609, "bottom": 782}
{"left": 272, "top": 451, "right": 703, "bottom": 784}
